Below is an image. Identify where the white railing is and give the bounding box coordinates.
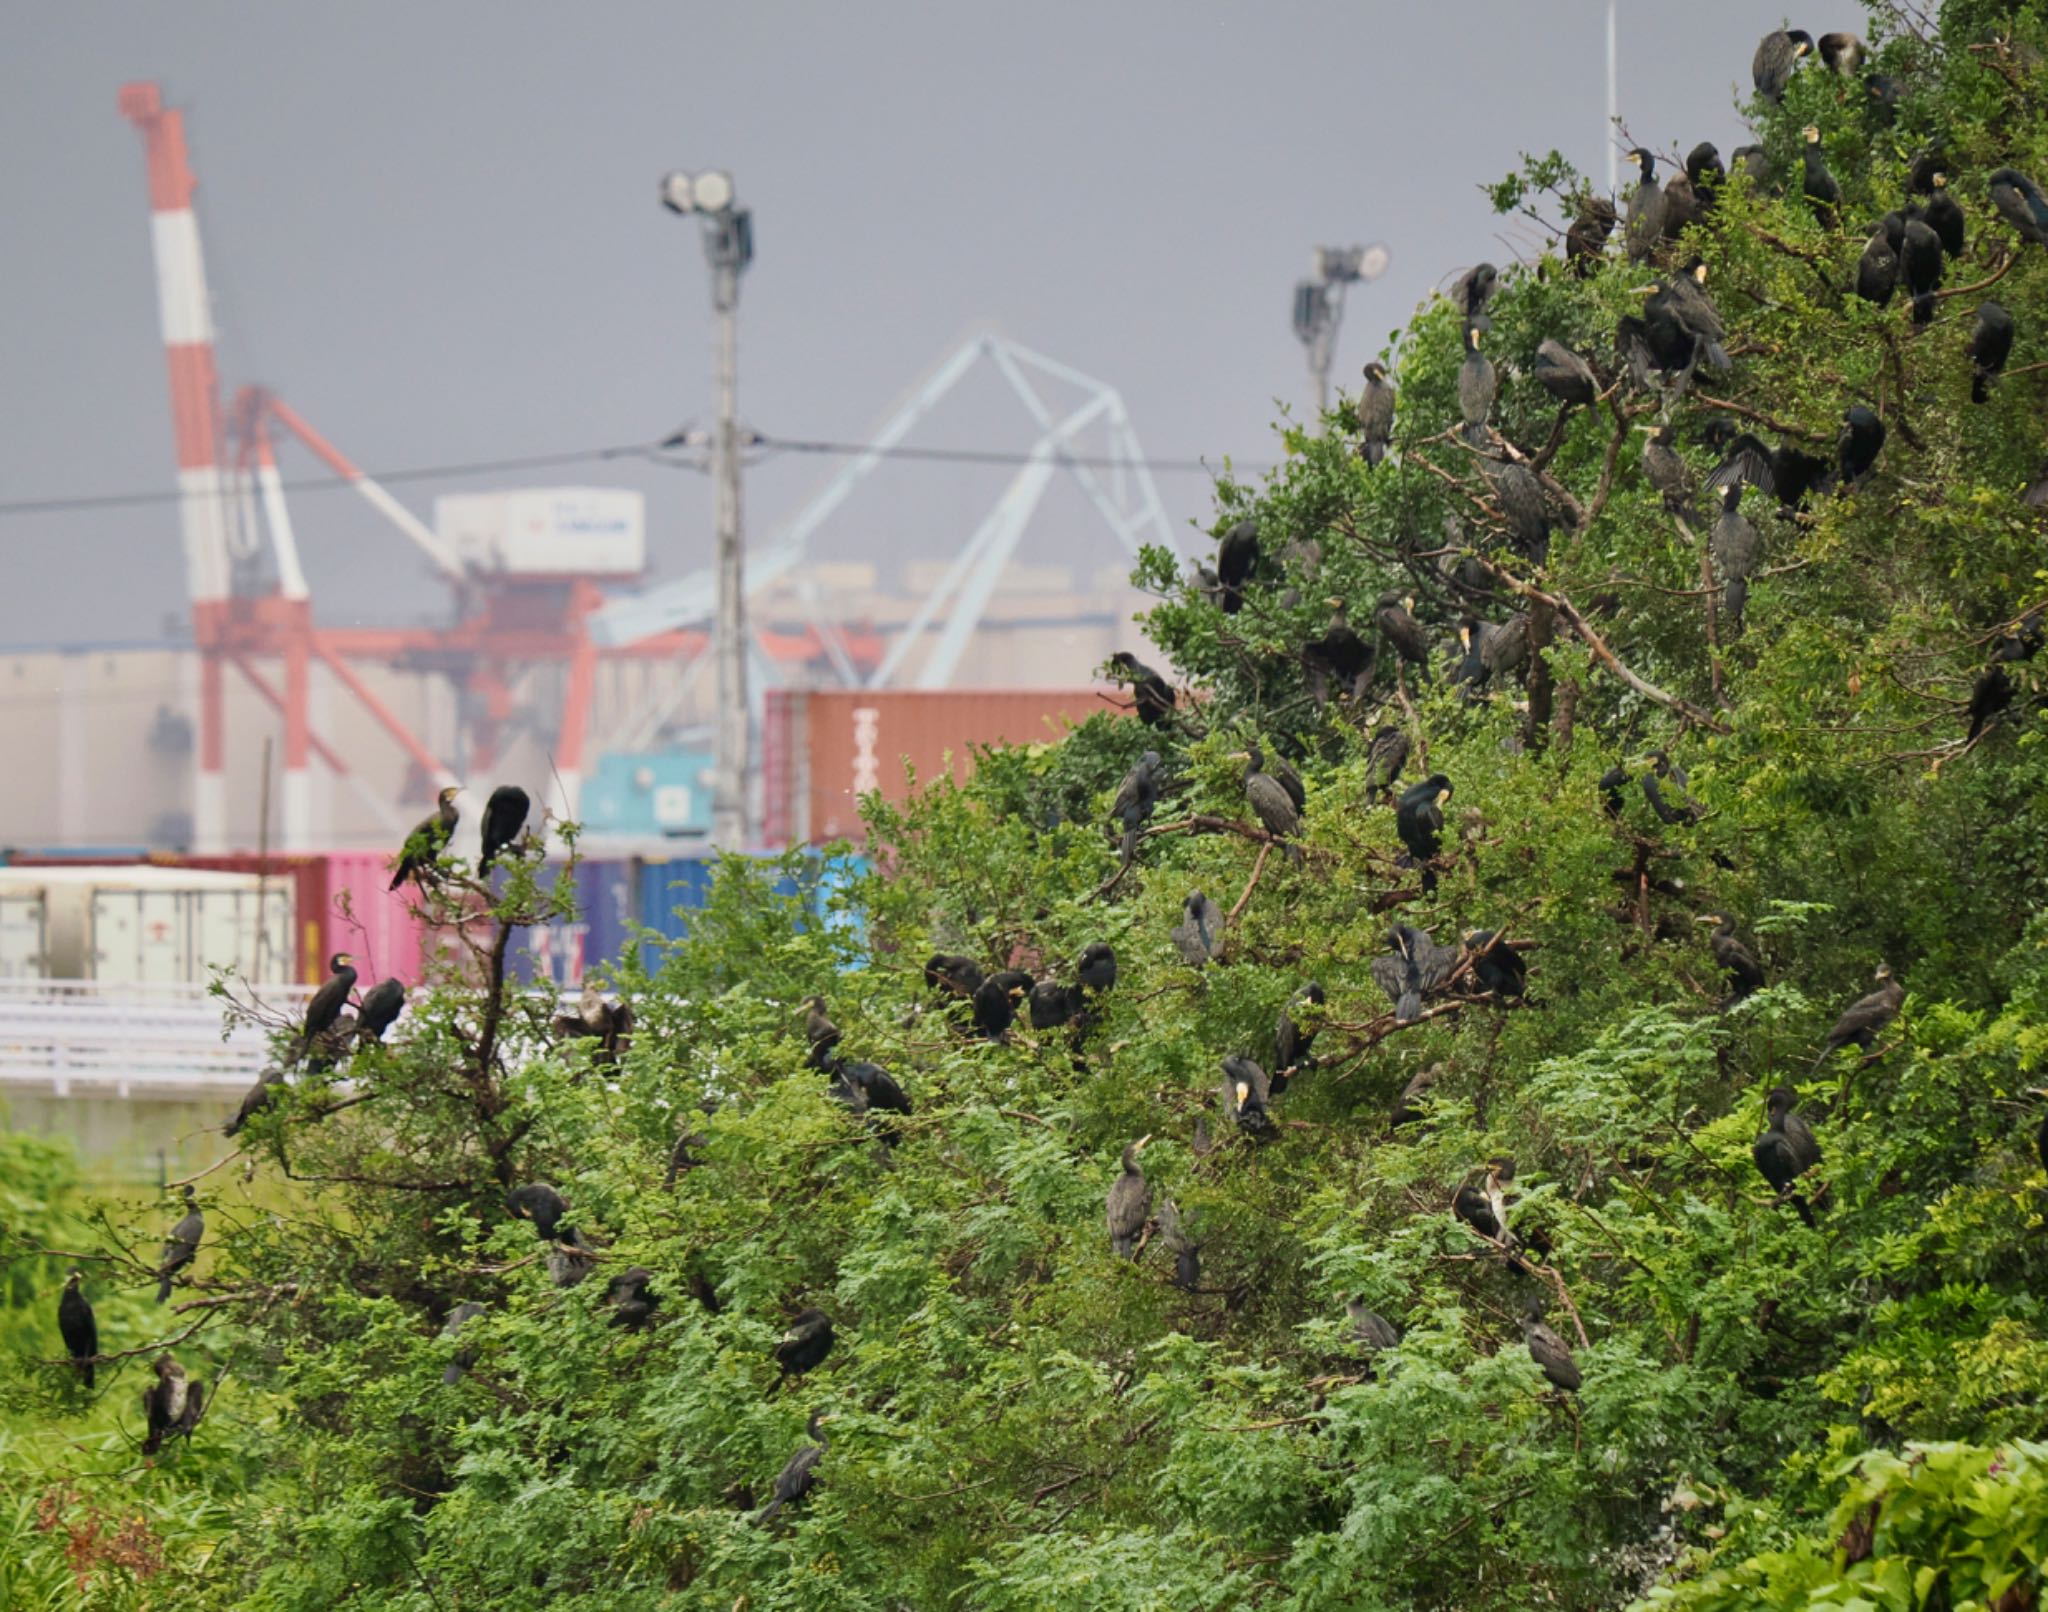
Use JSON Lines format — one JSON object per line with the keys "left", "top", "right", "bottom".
{"left": 0, "top": 978, "right": 315, "bottom": 1098}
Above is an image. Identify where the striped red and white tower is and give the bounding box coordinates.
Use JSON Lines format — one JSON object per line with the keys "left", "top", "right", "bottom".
{"left": 119, "top": 82, "right": 234, "bottom": 851}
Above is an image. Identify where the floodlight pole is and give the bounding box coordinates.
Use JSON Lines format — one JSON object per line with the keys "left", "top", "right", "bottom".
{"left": 1293, "top": 244, "right": 1389, "bottom": 423}
{"left": 663, "top": 171, "right": 753, "bottom": 848}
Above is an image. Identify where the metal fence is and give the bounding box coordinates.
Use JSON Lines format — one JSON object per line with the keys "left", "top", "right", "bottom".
{"left": 0, "top": 978, "right": 313, "bottom": 1098}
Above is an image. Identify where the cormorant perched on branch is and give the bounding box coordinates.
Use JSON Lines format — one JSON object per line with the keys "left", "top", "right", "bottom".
{"left": 1486, "top": 459, "right": 1553, "bottom": 563}
{"left": 477, "top": 784, "right": 530, "bottom": 875}
{"left": 1706, "top": 423, "right": 1829, "bottom": 514}
{"left": 1901, "top": 215, "right": 1944, "bottom": 325}
{"left": 440, "top": 1301, "right": 485, "bottom": 1384}
{"left": 754, "top": 1410, "right": 830, "bottom": 1525}
{"left": 553, "top": 986, "right": 634, "bottom": 1072}
{"left": 156, "top": 1185, "right": 202, "bottom": 1303}
{"left": 58, "top": 1269, "right": 97, "bottom": 1389}
{"left": 1534, "top": 339, "right": 1598, "bottom": 408}
{"left": 773, "top": 1309, "right": 836, "bottom": 1377}
{"left": 1216, "top": 518, "right": 1260, "bottom": 614}
{"left": 1854, "top": 217, "right": 1900, "bottom": 306}
{"left": 1925, "top": 173, "right": 1965, "bottom": 258}
{"left": 355, "top": 976, "right": 405, "bottom": 1044}
{"left": 1347, "top": 1298, "right": 1402, "bottom": 1361}
{"left": 390, "top": 785, "right": 461, "bottom": 890}
{"left": 1303, "top": 599, "right": 1375, "bottom": 706}
{"left": 506, "top": 1182, "right": 569, "bottom": 1242}
{"left": 1366, "top": 725, "right": 1410, "bottom": 799}
{"left": 1236, "top": 746, "right": 1302, "bottom": 858}
{"left": 840, "top": 1060, "right": 912, "bottom": 1140}
{"left": 1222, "top": 1056, "right": 1275, "bottom": 1137}
{"left": 1395, "top": 775, "right": 1453, "bottom": 893}
{"left": 1376, "top": 592, "right": 1430, "bottom": 671}
{"left": 1457, "top": 316, "right": 1496, "bottom": 443}
{"left": 1108, "top": 750, "right": 1162, "bottom": 867}
{"left": 802, "top": 996, "right": 841, "bottom": 1071}
{"left": 1357, "top": 361, "right": 1395, "bottom": 466}
{"left": 1108, "top": 652, "right": 1175, "bottom": 727}
{"left": 1812, "top": 964, "right": 1903, "bottom": 1069}
{"left": 1988, "top": 167, "right": 2048, "bottom": 247}
{"left": 1753, "top": 1087, "right": 1818, "bottom": 1225}
{"left": 1372, "top": 924, "right": 1461, "bottom": 1021}
{"left": 1699, "top": 911, "right": 1766, "bottom": 1002}
{"left": 1838, "top": 406, "right": 1885, "bottom": 490}
{"left": 607, "top": 1267, "right": 659, "bottom": 1331}
{"left": 1105, "top": 1137, "right": 1152, "bottom": 1258}
{"left": 547, "top": 1226, "right": 599, "bottom": 1289}
{"left": 1172, "top": 891, "right": 1225, "bottom": 967}
{"left": 1391, "top": 1064, "right": 1440, "bottom": 1129}
{"left": 1623, "top": 149, "right": 1665, "bottom": 264}
{"left": 1028, "top": 979, "right": 1078, "bottom": 1031}
{"left": 1566, "top": 193, "right": 1617, "bottom": 278}
{"left": 1711, "top": 483, "right": 1760, "bottom": 636}
{"left": 1752, "top": 27, "right": 1814, "bottom": 102}
{"left": 1641, "top": 423, "right": 1693, "bottom": 512}
{"left": 1800, "top": 127, "right": 1840, "bottom": 226}
{"left": 1817, "top": 30, "right": 1863, "bottom": 74}
{"left": 1077, "top": 942, "right": 1118, "bottom": 994}
{"left": 141, "top": 1355, "right": 204, "bottom": 1455}
{"left": 1453, "top": 1182, "right": 1502, "bottom": 1241}
{"left": 973, "top": 973, "right": 1029, "bottom": 1040}
{"left": 1274, "top": 982, "right": 1326, "bottom": 1087}
{"left": 1463, "top": 931, "right": 1526, "bottom": 999}
{"left": 1450, "top": 262, "right": 1497, "bottom": 317}
{"left": 1156, "top": 1198, "right": 1200, "bottom": 1291}
{"left": 1687, "top": 143, "right": 1726, "bottom": 213}
{"left": 1641, "top": 750, "right": 1704, "bottom": 824}
{"left": 1969, "top": 303, "right": 2014, "bottom": 404}
{"left": 1521, "top": 1303, "right": 1582, "bottom": 1392}
{"left": 223, "top": 1067, "right": 286, "bottom": 1137}
{"left": 1967, "top": 665, "right": 2014, "bottom": 740}
{"left": 925, "top": 954, "right": 984, "bottom": 1001}
{"left": 300, "top": 952, "right": 357, "bottom": 1057}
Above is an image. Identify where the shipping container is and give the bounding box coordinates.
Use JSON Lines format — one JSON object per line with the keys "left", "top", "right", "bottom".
{"left": 433, "top": 487, "right": 646, "bottom": 577}
{"left": 318, "top": 851, "right": 431, "bottom": 988}
{"left": 0, "top": 892, "right": 47, "bottom": 978}
{"left": 507, "top": 858, "right": 638, "bottom": 987}
{"left": 0, "top": 866, "right": 294, "bottom": 984}
{"left": 583, "top": 747, "right": 715, "bottom": 839}
{"left": 762, "top": 688, "right": 1121, "bottom": 845}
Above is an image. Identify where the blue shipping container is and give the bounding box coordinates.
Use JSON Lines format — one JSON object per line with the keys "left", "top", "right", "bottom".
{"left": 509, "top": 857, "right": 637, "bottom": 987}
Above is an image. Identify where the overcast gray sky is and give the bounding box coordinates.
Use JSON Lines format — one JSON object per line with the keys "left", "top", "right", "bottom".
{"left": 2, "top": 2, "right": 1850, "bottom": 646}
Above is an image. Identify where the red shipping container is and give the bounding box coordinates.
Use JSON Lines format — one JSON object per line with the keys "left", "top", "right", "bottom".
{"left": 765, "top": 688, "right": 1122, "bottom": 845}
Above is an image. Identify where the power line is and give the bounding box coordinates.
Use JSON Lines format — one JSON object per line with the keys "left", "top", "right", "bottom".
{"left": 0, "top": 433, "right": 1255, "bottom": 521}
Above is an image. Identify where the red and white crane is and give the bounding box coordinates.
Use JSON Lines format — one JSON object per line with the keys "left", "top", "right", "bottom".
{"left": 118, "top": 82, "right": 875, "bottom": 852}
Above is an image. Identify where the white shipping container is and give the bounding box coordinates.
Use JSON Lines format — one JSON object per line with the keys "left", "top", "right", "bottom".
{"left": 0, "top": 893, "right": 47, "bottom": 978}
{"left": 0, "top": 867, "right": 296, "bottom": 984}
{"left": 434, "top": 487, "right": 646, "bottom": 577}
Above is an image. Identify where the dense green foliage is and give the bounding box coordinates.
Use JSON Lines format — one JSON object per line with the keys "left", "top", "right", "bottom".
{"left": 9, "top": 2, "right": 2048, "bottom": 1605}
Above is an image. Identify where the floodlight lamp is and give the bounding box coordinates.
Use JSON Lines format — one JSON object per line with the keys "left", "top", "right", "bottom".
{"left": 692, "top": 170, "right": 734, "bottom": 212}
{"left": 660, "top": 171, "right": 695, "bottom": 214}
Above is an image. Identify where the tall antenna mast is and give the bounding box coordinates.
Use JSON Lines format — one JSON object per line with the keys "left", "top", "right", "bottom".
{"left": 1606, "top": 0, "right": 1619, "bottom": 197}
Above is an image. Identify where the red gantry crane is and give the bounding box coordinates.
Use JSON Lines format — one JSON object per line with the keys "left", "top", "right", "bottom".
{"left": 118, "top": 82, "right": 876, "bottom": 852}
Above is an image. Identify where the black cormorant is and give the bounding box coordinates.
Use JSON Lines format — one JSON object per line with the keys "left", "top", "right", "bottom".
{"left": 506, "top": 1182, "right": 569, "bottom": 1241}
{"left": 1347, "top": 1298, "right": 1402, "bottom": 1359}
{"left": 1817, "top": 30, "right": 1863, "bottom": 73}
{"left": 1753, "top": 1089, "right": 1817, "bottom": 1225}
{"left": 1967, "top": 665, "right": 2014, "bottom": 740}
{"left": 1566, "top": 194, "right": 1618, "bottom": 277}
{"left": 441, "top": 1301, "right": 485, "bottom": 1384}
{"left": 1641, "top": 749, "right": 1705, "bottom": 824}
{"left": 1077, "top": 942, "right": 1118, "bottom": 993}
{"left": 1222, "top": 1055, "right": 1275, "bottom": 1137}
{"left": 1923, "top": 172, "right": 1965, "bottom": 258}
{"left": 1813, "top": 964, "right": 1903, "bottom": 1068}
{"left": 1273, "top": 982, "right": 1326, "bottom": 1086}
{"left": 1838, "top": 406, "right": 1885, "bottom": 489}
{"left": 300, "top": 952, "right": 357, "bottom": 1056}
{"left": 1711, "top": 482, "right": 1761, "bottom": 635}
{"left": 607, "top": 1267, "right": 659, "bottom": 1331}
{"left": 1105, "top": 1137, "right": 1152, "bottom": 1258}
{"left": 477, "top": 784, "right": 530, "bottom": 875}
{"left": 58, "top": 1269, "right": 96, "bottom": 1389}
{"left": 1028, "top": 979, "right": 1077, "bottom": 1031}
{"left": 1357, "top": 361, "right": 1396, "bottom": 466}
{"left": 1486, "top": 459, "right": 1552, "bottom": 563}
{"left": 1599, "top": 763, "right": 1631, "bottom": 818}
{"left": 1969, "top": 302, "right": 2014, "bottom": 403}
{"left": 547, "top": 1225, "right": 599, "bottom": 1288}
{"left": 1375, "top": 593, "right": 1430, "bottom": 669}
{"left": 1458, "top": 316, "right": 1496, "bottom": 442}
{"left": 1855, "top": 218, "right": 1899, "bottom": 305}
{"left": 355, "top": 976, "right": 405, "bottom": 1044}
{"left": 1463, "top": 931, "right": 1526, "bottom": 999}
{"left": 390, "top": 785, "right": 461, "bottom": 890}
{"left": 1156, "top": 1198, "right": 1200, "bottom": 1291}
{"left": 773, "top": 1308, "right": 836, "bottom": 1376}
{"left": 1706, "top": 425, "right": 1830, "bottom": 514}
{"left": 1641, "top": 423, "right": 1693, "bottom": 512}
{"left": 1395, "top": 775, "right": 1453, "bottom": 892}
{"left": 1391, "top": 1064, "right": 1440, "bottom": 1129}
{"left": 1450, "top": 262, "right": 1498, "bottom": 316}
{"left": 1800, "top": 127, "right": 1841, "bottom": 225}
{"left": 1108, "top": 750, "right": 1162, "bottom": 866}
{"left": 1108, "top": 652, "right": 1175, "bottom": 727}
{"left": 1237, "top": 746, "right": 1302, "bottom": 854}
{"left": 1901, "top": 215, "right": 1944, "bottom": 324}
{"left": 1366, "top": 725, "right": 1410, "bottom": 798}
{"left": 141, "top": 1354, "right": 204, "bottom": 1454}
{"left": 156, "top": 1185, "right": 202, "bottom": 1303}
{"left": 1753, "top": 28, "right": 1814, "bottom": 102}
{"left": 841, "top": 1061, "right": 913, "bottom": 1139}
{"left": 1216, "top": 518, "right": 1260, "bottom": 614}
{"left": 1687, "top": 142, "right": 1726, "bottom": 212}
{"left": 1172, "top": 891, "right": 1225, "bottom": 967}
{"left": 1521, "top": 1304, "right": 1582, "bottom": 1392}
{"left": 1303, "top": 598, "right": 1375, "bottom": 706}
{"left": 1372, "top": 925, "right": 1460, "bottom": 1021}
{"left": 1623, "top": 148, "right": 1666, "bottom": 264}
{"left": 1989, "top": 167, "right": 2048, "bottom": 246}
{"left": 803, "top": 996, "right": 842, "bottom": 1070}
{"left": 223, "top": 1067, "right": 285, "bottom": 1137}
{"left": 1732, "top": 145, "right": 1774, "bottom": 189}
{"left": 1698, "top": 911, "right": 1766, "bottom": 1001}
{"left": 754, "top": 1409, "right": 830, "bottom": 1525}
{"left": 1453, "top": 1182, "right": 1502, "bottom": 1241}
{"left": 973, "top": 973, "right": 1027, "bottom": 1040}
{"left": 1533, "top": 339, "right": 1598, "bottom": 408}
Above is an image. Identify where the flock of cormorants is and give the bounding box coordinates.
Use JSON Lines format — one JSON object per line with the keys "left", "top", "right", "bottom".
{"left": 45, "top": 22, "right": 2048, "bottom": 1524}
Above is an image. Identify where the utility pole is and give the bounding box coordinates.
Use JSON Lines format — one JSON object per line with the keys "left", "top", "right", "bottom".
{"left": 1292, "top": 243, "right": 1390, "bottom": 421}
{"left": 660, "top": 169, "right": 754, "bottom": 848}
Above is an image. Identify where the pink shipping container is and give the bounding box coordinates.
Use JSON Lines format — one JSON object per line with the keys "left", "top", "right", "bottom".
{"left": 762, "top": 688, "right": 1123, "bottom": 846}
{"left": 316, "top": 851, "right": 429, "bottom": 988}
